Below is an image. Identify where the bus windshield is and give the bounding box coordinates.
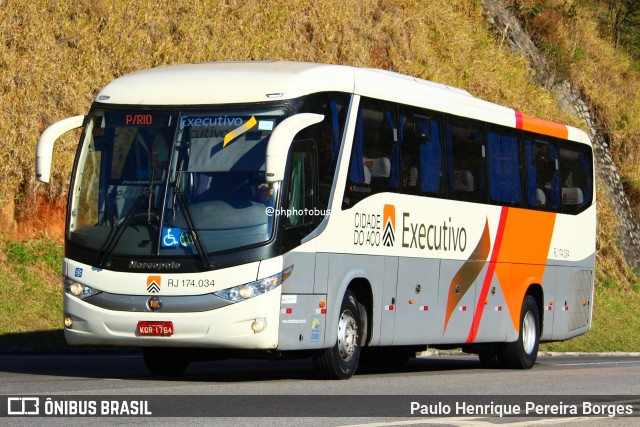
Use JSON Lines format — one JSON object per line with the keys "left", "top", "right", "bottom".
{"left": 68, "top": 107, "right": 287, "bottom": 261}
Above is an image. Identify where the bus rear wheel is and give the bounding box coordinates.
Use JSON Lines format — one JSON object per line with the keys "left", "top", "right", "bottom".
{"left": 478, "top": 348, "right": 504, "bottom": 369}
{"left": 142, "top": 347, "right": 190, "bottom": 376}
{"left": 312, "top": 290, "right": 362, "bottom": 380}
{"left": 500, "top": 295, "right": 540, "bottom": 369}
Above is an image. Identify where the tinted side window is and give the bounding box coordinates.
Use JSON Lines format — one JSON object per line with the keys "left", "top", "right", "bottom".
{"left": 401, "top": 108, "right": 443, "bottom": 195}
{"left": 296, "top": 92, "right": 350, "bottom": 212}
{"left": 559, "top": 142, "right": 593, "bottom": 214}
{"left": 343, "top": 97, "right": 400, "bottom": 209}
{"left": 285, "top": 147, "right": 315, "bottom": 228}
{"left": 282, "top": 140, "right": 318, "bottom": 252}
{"left": 487, "top": 126, "right": 522, "bottom": 206}
{"left": 446, "top": 116, "right": 486, "bottom": 202}
{"left": 524, "top": 135, "right": 560, "bottom": 210}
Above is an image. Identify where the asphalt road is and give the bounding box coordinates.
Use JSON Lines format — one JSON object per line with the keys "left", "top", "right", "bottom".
{"left": 1, "top": 352, "right": 639, "bottom": 426}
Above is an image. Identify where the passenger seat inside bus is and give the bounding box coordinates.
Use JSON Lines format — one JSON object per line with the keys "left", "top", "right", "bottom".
{"left": 362, "top": 163, "right": 372, "bottom": 184}
{"left": 453, "top": 170, "right": 474, "bottom": 192}
{"left": 536, "top": 188, "right": 546, "bottom": 207}
{"left": 562, "top": 187, "right": 584, "bottom": 211}
{"left": 363, "top": 157, "right": 390, "bottom": 191}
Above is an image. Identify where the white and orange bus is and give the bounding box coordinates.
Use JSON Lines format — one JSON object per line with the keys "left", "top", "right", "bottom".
{"left": 36, "top": 61, "right": 595, "bottom": 379}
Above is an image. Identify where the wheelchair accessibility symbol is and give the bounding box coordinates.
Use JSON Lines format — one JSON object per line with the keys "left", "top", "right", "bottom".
{"left": 162, "top": 228, "right": 180, "bottom": 247}
{"left": 162, "top": 228, "right": 195, "bottom": 248}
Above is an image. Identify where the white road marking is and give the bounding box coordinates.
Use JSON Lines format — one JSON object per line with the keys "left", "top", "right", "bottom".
{"left": 339, "top": 416, "right": 600, "bottom": 427}
{"left": 489, "top": 417, "right": 602, "bottom": 426}
{"left": 547, "top": 360, "right": 640, "bottom": 367}
{"left": 338, "top": 418, "right": 481, "bottom": 427}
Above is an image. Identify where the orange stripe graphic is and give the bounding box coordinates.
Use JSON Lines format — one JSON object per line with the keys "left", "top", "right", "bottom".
{"left": 516, "top": 110, "right": 568, "bottom": 140}
{"left": 467, "top": 207, "right": 508, "bottom": 343}
{"left": 463, "top": 208, "right": 556, "bottom": 341}
{"left": 494, "top": 209, "right": 556, "bottom": 332}
{"left": 444, "top": 217, "right": 492, "bottom": 333}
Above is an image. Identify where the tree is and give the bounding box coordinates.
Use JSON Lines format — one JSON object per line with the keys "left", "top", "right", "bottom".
{"left": 606, "top": 0, "right": 640, "bottom": 49}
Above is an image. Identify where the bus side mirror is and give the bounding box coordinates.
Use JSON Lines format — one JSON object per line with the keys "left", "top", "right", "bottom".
{"left": 36, "top": 115, "right": 85, "bottom": 183}
{"left": 266, "top": 113, "right": 323, "bottom": 183}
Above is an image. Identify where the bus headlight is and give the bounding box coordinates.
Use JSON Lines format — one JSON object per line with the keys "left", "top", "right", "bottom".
{"left": 64, "top": 278, "right": 101, "bottom": 299}
{"left": 214, "top": 266, "right": 293, "bottom": 303}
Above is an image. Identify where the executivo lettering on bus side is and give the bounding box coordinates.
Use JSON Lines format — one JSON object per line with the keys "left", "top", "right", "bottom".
{"left": 401, "top": 212, "right": 467, "bottom": 252}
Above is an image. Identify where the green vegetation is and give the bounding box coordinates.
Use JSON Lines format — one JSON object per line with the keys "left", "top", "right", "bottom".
{"left": 0, "top": 0, "right": 638, "bottom": 351}
{"left": 600, "top": 0, "right": 640, "bottom": 52}
{"left": 0, "top": 238, "right": 62, "bottom": 334}
{"left": 541, "top": 284, "right": 640, "bottom": 352}
{"left": 0, "top": 0, "right": 579, "bottom": 211}
{"left": 507, "top": 0, "right": 640, "bottom": 218}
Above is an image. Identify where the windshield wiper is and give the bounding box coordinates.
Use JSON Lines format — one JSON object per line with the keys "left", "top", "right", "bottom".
{"left": 97, "top": 189, "right": 150, "bottom": 268}
{"left": 147, "top": 161, "right": 157, "bottom": 223}
{"left": 168, "top": 156, "right": 212, "bottom": 269}
{"left": 174, "top": 187, "right": 212, "bottom": 269}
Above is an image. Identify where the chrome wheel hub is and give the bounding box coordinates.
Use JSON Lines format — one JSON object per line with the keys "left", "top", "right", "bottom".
{"left": 522, "top": 311, "right": 536, "bottom": 355}
{"left": 337, "top": 310, "right": 358, "bottom": 362}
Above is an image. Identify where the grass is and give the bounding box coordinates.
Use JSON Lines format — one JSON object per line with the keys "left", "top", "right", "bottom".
{"left": 0, "top": 0, "right": 577, "bottom": 213}
{"left": 506, "top": 0, "right": 640, "bottom": 218}
{"left": 540, "top": 181, "right": 640, "bottom": 351}
{"left": 541, "top": 283, "right": 640, "bottom": 352}
{"left": 0, "top": 1, "right": 638, "bottom": 352}
{"left": 1, "top": 236, "right": 638, "bottom": 353}
{"left": 0, "top": 238, "right": 63, "bottom": 335}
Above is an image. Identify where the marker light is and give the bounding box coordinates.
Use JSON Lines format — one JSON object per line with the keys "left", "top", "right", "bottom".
{"left": 64, "top": 278, "right": 101, "bottom": 299}
{"left": 251, "top": 318, "right": 266, "bottom": 333}
{"left": 214, "top": 266, "right": 293, "bottom": 303}
{"left": 64, "top": 314, "right": 73, "bottom": 328}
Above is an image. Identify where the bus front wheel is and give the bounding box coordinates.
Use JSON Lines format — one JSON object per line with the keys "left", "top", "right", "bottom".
{"left": 500, "top": 295, "right": 540, "bottom": 369}
{"left": 312, "top": 290, "right": 362, "bottom": 380}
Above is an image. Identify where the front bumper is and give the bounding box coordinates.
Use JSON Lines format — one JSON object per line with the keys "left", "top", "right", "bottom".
{"left": 63, "top": 287, "right": 281, "bottom": 349}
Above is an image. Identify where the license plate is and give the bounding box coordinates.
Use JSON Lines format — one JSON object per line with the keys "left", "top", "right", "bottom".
{"left": 137, "top": 321, "right": 174, "bottom": 336}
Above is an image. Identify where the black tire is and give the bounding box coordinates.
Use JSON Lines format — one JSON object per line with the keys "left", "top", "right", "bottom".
{"left": 312, "top": 291, "right": 362, "bottom": 380}
{"left": 478, "top": 348, "right": 504, "bottom": 369}
{"left": 358, "top": 300, "right": 369, "bottom": 350}
{"left": 142, "top": 347, "right": 190, "bottom": 376}
{"left": 499, "top": 295, "right": 540, "bottom": 369}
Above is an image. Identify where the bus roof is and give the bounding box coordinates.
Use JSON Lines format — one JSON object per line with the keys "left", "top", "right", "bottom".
{"left": 95, "top": 61, "right": 588, "bottom": 144}
{"left": 96, "top": 61, "right": 354, "bottom": 105}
